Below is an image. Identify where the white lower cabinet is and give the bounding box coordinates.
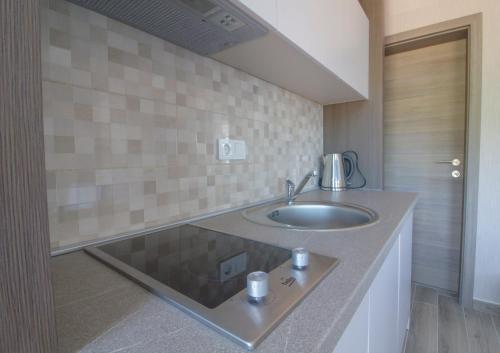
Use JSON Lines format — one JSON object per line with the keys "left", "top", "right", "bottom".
{"left": 333, "top": 294, "right": 370, "bottom": 353}
{"left": 398, "top": 218, "right": 413, "bottom": 349}
{"left": 333, "top": 213, "right": 413, "bottom": 353}
{"left": 369, "top": 235, "right": 400, "bottom": 353}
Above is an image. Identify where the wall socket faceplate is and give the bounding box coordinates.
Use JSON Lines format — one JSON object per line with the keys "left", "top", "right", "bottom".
{"left": 217, "top": 138, "right": 246, "bottom": 160}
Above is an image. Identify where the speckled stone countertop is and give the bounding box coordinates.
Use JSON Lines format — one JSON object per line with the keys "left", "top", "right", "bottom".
{"left": 52, "top": 190, "right": 417, "bottom": 353}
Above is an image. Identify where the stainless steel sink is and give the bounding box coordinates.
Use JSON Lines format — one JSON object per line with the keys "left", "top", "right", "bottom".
{"left": 242, "top": 201, "right": 378, "bottom": 230}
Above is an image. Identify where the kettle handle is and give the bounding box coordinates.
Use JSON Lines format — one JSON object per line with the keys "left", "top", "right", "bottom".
{"left": 342, "top": 150, "right": 367, "bottom": 189}
{"left": 342, "top": 154, "right": 355, "bottom": 182}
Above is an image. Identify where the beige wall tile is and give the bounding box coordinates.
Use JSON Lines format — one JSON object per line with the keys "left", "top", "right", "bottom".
{"left": 54, "top": 136, "right": 75, "bottom": 153}
{"left": 42, "top": 0, "right": 322, "bottom": 249}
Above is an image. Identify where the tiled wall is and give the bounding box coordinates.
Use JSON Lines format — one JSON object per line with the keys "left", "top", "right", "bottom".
{"left": 42, "top": 0, "right": 323, "bottom": 249}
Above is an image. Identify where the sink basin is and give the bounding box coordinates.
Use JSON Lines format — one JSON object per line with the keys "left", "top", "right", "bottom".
{"left": 242, "top": 201, "right": 378, "bottom": 230}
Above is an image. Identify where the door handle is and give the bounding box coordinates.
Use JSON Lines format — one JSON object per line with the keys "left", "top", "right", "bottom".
{"left": 436, "top": 158, "right": 461, "bottom": 166}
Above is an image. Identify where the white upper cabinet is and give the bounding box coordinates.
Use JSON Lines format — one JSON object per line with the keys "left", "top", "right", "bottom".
{"left": 276, "top": 0, "right": 369, "bottom": 99}
{"left": 236, "top": 0, "right": 278, "bottom": 28}
{"left": 215, "top": 0, "right": 369, "bottom": 105}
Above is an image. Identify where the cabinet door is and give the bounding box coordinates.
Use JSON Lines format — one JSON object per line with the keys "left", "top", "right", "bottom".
{"left": 233, "top": 0, "right": 277, "bottom": 27}
{"left": 398, "top": 215, "right": 413, "bottom": 350}
{"left": 276, "top": 0, "right": 369, "bottom": 97}
{"left": 333, "top": 293, "right": 370, "bottom": 353}
{"left": 369, "top": 238, "right": 400, "bottom": 353}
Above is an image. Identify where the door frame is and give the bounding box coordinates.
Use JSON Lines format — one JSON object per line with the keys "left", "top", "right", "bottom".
{"left": 384, "top": 14, "right": 483, "bottom": 308}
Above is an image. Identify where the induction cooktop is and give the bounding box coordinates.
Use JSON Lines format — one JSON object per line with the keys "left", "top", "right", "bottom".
{"left": 85, "top": 224, "right": 338, "bottom": 350}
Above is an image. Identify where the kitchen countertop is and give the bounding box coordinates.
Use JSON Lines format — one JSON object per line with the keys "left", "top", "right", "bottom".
{"left": 52, "top": 189, "right": 417, "bottom": 353}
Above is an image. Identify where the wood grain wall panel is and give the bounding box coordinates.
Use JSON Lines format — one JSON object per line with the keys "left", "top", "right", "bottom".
{"left": 323, "top": 0, "right": 384, "bottom": 189}
{"left": 0, "top": 0, "right": 58, "bottom": 352}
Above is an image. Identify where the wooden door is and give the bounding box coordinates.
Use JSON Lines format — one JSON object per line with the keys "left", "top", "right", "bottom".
{"left": 384, "top": 39, "right": 467, "bottom": 293}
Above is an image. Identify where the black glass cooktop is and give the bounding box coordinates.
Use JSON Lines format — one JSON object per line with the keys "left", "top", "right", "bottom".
{"left": 95, "top": 225, "right": 291, "bottom": 308}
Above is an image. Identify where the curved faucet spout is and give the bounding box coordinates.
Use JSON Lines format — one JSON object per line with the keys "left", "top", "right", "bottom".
{"left": 286, "top": 180, "right": 295, "bottom": 205}
{"left": 286, "top": 170, "right": 318, "bottom": 205}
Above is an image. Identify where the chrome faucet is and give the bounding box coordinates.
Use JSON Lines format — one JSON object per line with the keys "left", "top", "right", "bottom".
{"left": 286, "top": 170, "right": 318, "bottom": 205}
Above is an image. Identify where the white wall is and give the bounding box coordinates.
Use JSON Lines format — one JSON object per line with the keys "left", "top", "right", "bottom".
{"left": 384, "top": 0, "right": 500, "bottom": 304}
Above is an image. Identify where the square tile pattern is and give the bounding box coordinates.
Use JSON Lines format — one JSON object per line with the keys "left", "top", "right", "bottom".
{"left": 41, "top": 0, "right": 323, "bottom": 248}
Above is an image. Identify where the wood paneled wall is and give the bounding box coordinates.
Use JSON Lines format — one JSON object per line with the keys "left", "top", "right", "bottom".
{"left": 323, "top": 0, "right": 384, "bottom": 189}
{"left": 0, "top": 1, "right": 58, "bottom": 352}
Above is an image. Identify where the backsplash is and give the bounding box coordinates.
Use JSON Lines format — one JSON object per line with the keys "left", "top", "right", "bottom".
{"left": 42, "top": 0, "right": 323, "bottom": 249}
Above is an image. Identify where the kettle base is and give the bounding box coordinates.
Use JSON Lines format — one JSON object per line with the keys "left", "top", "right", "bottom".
{"left": 320, "top": 186, "right": 347, "bottom": 191}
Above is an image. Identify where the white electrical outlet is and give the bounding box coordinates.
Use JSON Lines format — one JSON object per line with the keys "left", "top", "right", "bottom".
{"left": 217, "top": 138, "right": 246, "bottom": 160}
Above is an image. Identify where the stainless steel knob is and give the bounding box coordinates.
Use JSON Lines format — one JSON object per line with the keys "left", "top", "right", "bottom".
{"left": 452, "top": 170, "right": 461, "bottom": 178}
{"left": 247, "top": 271, "right": 268, "bottom": 303}
{"left": 292, "top": 248, "right": 309, "bottom": 270}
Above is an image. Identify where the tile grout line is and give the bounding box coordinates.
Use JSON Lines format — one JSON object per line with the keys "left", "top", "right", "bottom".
{"left": 417, "top": 301, "right": 439, "bottom": 308}
{"left": 437, "top": 295, "right": 439, "bottom": 353}
{"left": 461, "top": 300, "right": 472, "bottom": 353}
{"left": 492, "top": 315, "right": 500, "bottom": 347}
{"left": 413, "top": 284, "right": 439, "bottom": 307}
{"left": 411, "top": 284, "right": 416, "bottom": 311}
{"left": 413, "top": 300, "right": 438, "bottom": 306}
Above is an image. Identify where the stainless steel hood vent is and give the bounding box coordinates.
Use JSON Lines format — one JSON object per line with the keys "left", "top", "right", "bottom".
{"left": 67, "top": 0, "right": 268, "bottom": 55}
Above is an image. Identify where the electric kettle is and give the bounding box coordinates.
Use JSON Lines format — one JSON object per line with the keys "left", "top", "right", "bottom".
{"left": 321, "top": 151, "right": 364, "bottom": 191}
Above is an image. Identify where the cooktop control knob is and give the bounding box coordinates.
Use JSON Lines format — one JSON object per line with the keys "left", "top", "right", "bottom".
{"left": 292, "top": 248, "right": 309, "bottom": 270}
{"left": 247, "top": 271, "right": 268, "bottom": 303}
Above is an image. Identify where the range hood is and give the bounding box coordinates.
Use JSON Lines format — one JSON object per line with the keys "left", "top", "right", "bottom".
{"left": 67, "top": 0, "right": 268, "bottom": 55}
